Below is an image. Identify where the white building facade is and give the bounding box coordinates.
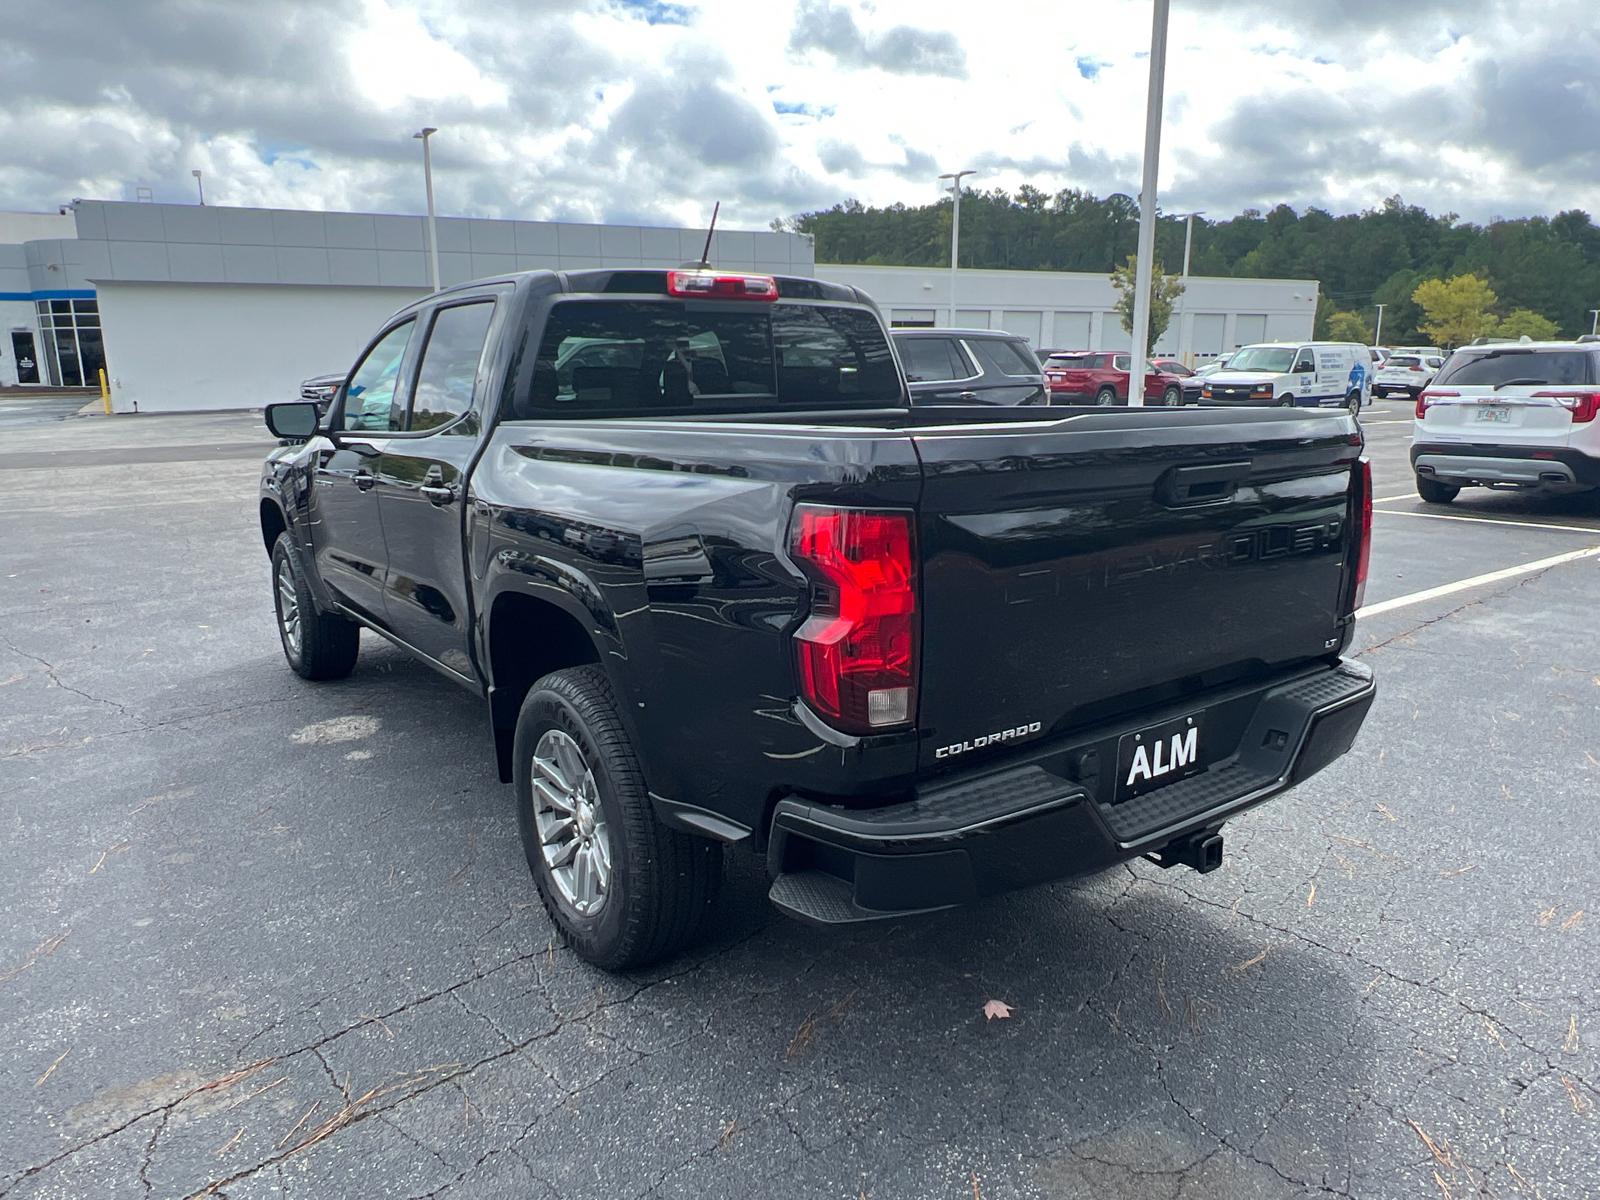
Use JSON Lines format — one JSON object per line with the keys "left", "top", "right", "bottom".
{"left": 816, "top": 263, "right": 1320, "bottom": 360}
{"left": 3, "top": 199, "right": 1319, "bottom": 408}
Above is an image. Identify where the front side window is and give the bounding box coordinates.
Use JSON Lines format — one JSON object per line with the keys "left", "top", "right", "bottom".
{"left": 510, "top": 300, "right": 900, "bottom": 418}
{"left": 898, "top": 337, "right": 970, "bottom": 382}
{"left": 967, "top": 338, "right": 1038, "bottom": 377}
{"left": 410, "top": 302, "right": 495, "bottom": 431}
{"left": 1434, "top": 349, "right": 1596, "bottom": 388}
{"left": 344, "top": 319, "right": 416, "bottom": 432}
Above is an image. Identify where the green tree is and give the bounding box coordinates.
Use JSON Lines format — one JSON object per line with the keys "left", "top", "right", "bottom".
{"left": 1497, "top": 308, "right": 1560, "bottom": 339}
{"left": 1109, "top": 255, "right": 1185, "bottom": 346}
{"left": 1412, "top": 274, "right": 1501, "bottom": 348}
{"left": 1323, "top": 310, "right": 1373, "bottom": 343}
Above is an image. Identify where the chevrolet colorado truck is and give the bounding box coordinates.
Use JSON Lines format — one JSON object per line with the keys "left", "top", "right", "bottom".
{"left": 259, "top": 267, "right": 1377, "bottom": 970}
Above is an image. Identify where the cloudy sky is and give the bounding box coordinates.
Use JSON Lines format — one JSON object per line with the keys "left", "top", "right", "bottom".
{"left": 1, "top": 0, "right": 1593, "bottom": 230}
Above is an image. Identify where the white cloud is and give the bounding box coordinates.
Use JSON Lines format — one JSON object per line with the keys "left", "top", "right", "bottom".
{"left": 0, "top": 0, "right": 1593, "bottom": 228}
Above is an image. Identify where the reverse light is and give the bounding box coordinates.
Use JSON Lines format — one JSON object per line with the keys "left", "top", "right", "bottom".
{"left": 1533, "top": 390, "right": 1600, "bottom": 423}
{"left": 1416, "top": 389, "right": 1457, "bottom": 420}
{"left": 789, "top": 505, "right": 917, "bottom": 734}
{"left": 1353, "top": 457, "right": 1373, "bottom": 612}
{"left": 666, "top": 270, "right": 778, "bottom": 300}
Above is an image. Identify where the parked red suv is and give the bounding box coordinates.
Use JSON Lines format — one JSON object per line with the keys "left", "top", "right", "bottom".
{"left": 1044, "top": 352, "right": 1186, "bottom": 405}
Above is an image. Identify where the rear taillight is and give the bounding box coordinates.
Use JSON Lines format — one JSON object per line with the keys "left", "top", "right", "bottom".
{"left": 1353, "top": 458, "right": 1373, "bottom": 612}
{"left": 1416, "top": 389, "right": 1457, "bottom": 419}
{"left": 790, "top": 505, "right": 917, "bottom": 733}
{"left": 666, "top": 270, "right": 778, "bottom": 300}
{"left": 1533, "top": 390, "right": 1600, "bottom": 423}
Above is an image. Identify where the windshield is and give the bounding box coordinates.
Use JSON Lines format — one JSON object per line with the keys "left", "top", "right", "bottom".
{"left": 1225, "top": 346, "right": 1297, "bottom": 373}
{"left": 1433, "top": 349, "right": 1596, "bottom": 388}
{"left": 505, "top": 300, "right": 902, "bottom": 418}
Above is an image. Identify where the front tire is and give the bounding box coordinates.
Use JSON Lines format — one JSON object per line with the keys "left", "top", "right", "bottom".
{"left": 513, "top": 665, "right": 721, "bottom": 971}
{"left": 1416, "top": 475, "right": 1460, "bottom": 504}
{"left": 1095, "top": 386, "right": 1118, "bottom": 406}
{"left": 271, "top": 534, "right": 359, "bottom": 680}
{"left": 1162, "top": 386, "right": 1183, "bottom": 407}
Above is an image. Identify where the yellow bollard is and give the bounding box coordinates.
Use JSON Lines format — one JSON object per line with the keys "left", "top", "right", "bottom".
{"left": 99, "top": 368, "right": 110, "bottom": 414}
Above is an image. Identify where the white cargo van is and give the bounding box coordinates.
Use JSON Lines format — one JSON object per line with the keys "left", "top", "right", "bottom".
{"left": 1198, "top": 342, "right": 1372, "bottom": 412}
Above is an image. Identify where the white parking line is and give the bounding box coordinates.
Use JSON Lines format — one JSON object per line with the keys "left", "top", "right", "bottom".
{"left": 1357, "top": 545, "right": 1600, "bottom": 619}
{"left": 1371, "top": 493, "right": 1415, "bottom": 503}
{"left": 1372, "top": 509, "right": 1600, "bottom": 534}
{"left": 1360, "top": 419, "right": 1412, "bottom": 425}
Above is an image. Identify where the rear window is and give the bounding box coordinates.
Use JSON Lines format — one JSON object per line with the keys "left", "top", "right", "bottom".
{"left": 1434, "top": 349, "right": 1596, "bottom": 388}
{"left": 1046, "top": 354, "right": 1090, "bottom": 368}
{"left": 966, "top": 338, "right": 1038, "bottom": 376}
{"left": 1387, "top": 356, "right": 1422, "bottom": 368}
{"left": 504, "top": 300, "right": 901, "bottom": 418}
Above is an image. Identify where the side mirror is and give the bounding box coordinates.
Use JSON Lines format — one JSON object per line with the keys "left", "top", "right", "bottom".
{"left": 265, "top": 402, "right": 320, "bottom": 440}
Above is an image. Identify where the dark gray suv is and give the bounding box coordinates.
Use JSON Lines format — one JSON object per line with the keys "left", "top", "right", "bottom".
{"left": 891, "top": 328, "right": 1048, "bottom": 406}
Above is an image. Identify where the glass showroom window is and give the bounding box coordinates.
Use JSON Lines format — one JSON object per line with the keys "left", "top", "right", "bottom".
{"left": 35, "top": 299, "right": 105, "bottom": 387}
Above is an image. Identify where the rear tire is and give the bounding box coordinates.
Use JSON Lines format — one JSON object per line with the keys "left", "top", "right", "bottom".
{"left": 1347, "top": 390, "right": 1363, "bottom": 414}
{"left": 1095, "top": 386, "right": 1118, "bottom": 406}
{"left": 1373, "top": 387, "right": 1387, "bottom": 399}
{"left": 271, "top": 534, "right": 359, "bottom": 680}
{"left": 513, "top": 665, "right": 721, "bottom": 971}
{"left": 1162, "top": 386, "right": 1183, "bottom": 407}
{"left": 1416, "top": 475, "right": 1460, "bottom": 504}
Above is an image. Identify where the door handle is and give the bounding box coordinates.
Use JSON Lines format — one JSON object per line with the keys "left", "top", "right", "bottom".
{"left": 353, "top": 473, "right": 376, "bottom": 491}
{"left": 956, "top": 391, "right": 979, "bottom": 401}
{"left": 421, "top": 484, "right": 456, "bottom": 506}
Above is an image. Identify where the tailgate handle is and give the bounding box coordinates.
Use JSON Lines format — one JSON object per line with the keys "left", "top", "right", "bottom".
{"left": 1156, "top": 461, "right": 1252, "bottom": 506}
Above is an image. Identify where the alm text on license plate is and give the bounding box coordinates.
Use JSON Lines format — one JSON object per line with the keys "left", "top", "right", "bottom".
{"left": 1475, "top": 405, "right": 1511, "bottom": 423}
{"left": 1115, "top": 712, "right": 1206, "bottom": 803}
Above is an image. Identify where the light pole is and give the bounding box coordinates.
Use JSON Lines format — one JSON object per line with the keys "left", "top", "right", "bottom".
{"left": 191, "top": 170, "right": 205, "bottom": 205}
{"left": 1172, "top": 210, "right": 1203, "bottom": 365}
{"left": 1128, "top": 0, "right": 1171, "bottom": 406}
{"left": 939, "top": 169, "right": 976, "bottom": 326}
{"left": 414, "top": 127, "right": 441, "bottom": 293}
{"left": 1374, "top": 303, "right": 1386, "bottom": 348}
{"left": 1589, "top": 309, "right": 1599, "bottom": 336}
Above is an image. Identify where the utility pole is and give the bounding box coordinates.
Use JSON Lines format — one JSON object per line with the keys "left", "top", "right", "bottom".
{"left": 939, "top": 170, "right": 975, "bottom": 325}
{"left": 191, "top": 170, "right": 205, "bottom": 205}
{"left": 414, "top": 128, "right": 441, "bottom": 292}
{"left": 1374, "top": 304, "right": 1386, "bottom": 347}
{"left": 1128, "top": 0, "right": 1171, "bottom": 406}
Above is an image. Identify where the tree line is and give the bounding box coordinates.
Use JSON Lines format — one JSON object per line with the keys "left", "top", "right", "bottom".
{"left": 782, "top": 189, "right": 1600, "bottom": 346}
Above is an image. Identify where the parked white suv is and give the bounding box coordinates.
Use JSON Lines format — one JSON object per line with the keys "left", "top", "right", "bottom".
{"left": 1374, "top": 348, "right": 1445, "bottom": 398}
{"left": 1411, "top": 341, "right": 1600, "bottom": 502}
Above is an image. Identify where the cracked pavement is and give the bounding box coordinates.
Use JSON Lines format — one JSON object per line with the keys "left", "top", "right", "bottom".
{"left": 2, "top": 401, "right": 1598, "bottom": 1198}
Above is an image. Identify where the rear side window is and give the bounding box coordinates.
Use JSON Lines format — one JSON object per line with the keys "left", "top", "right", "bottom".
{"left": 1434, "top": 350, "right": 1596, "bottom": 388}
{"left": 410, "top": 301, "right": 495, "bottom": 431}
{"left": 508, "top": 300, "right": 899, "bottom": 418}
{"left": 966, "top": 338, "right": 1038, "bottom": 376}
{"left": 899, "top": 337, "right": 972, "bottom": 382}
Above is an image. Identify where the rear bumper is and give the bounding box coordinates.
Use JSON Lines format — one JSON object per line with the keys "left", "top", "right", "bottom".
{"left": 766, "top": 658, "right": 1375, "bottom": 925}
{"left": 1411, "top": 443, "right": 1600, "bottom": 487}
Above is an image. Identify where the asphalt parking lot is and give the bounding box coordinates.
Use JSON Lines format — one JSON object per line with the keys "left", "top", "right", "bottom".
{"left": 3, "top": 394, "right": 1598, "bottom": 1200}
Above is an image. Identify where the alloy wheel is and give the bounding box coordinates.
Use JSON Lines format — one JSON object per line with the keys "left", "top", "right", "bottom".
{"left": 531, "top": 729, "right": 612, "bottom": 916}
{"left": 275, "top": 554, "right": 302, "bottom": 657}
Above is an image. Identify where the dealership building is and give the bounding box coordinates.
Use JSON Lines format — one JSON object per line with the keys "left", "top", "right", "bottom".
{"left": 1, "top": 200, "right": 1318, "bottom": 412}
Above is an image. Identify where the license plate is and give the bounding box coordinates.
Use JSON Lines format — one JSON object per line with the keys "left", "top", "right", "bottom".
{"left": 1115, "top": 713, "right": 1206, "bottom": 803}
{"left": 1475, "top": 406, "right": 1511, "bottom": 423}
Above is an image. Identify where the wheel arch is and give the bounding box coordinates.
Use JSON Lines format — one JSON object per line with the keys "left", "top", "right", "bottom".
{"left": 260, "top": 497, "right": 288, "bottom": 556}
{"left": 486, "top": 590, "right": 605, "bottom": 783}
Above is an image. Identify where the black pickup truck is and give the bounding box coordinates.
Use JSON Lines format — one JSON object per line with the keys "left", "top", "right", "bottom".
{"left": 260, "top": 267, "right": 1376, "bottom": 970}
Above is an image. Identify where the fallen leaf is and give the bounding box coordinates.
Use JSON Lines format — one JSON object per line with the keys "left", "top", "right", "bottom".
{"left": 1307, "top": 883, "right": 1317, "bottom": 908}
{"left": 983, "top": 999, "right": 1013, "bottom": 1021}
{"left": 1562, "top": 909, "right": 1585, "bottom": 931}
{"left": 1440, "top": 865, "right": 1476, "bottom": 879}
{"left": 1539, "top": 905, "right": 1560, "bottom": 926}
{"left": 1374, "top": 804, "right": 1398, "bottom": 821}
{"left": 1565, "top": 1015, "right": 1580, "bottom": 1054}
{"left": 1561, "top": 1074, "right": 1591, "bottom": 1113}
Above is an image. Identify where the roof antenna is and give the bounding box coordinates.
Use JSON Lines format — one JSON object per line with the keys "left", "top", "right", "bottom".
{"left": 698, "top": 201, "right": 720, "bottom": 269}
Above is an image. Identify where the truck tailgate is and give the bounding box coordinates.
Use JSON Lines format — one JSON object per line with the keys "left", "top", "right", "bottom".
{"left": 911, "top": 409, "right": 1361, "bottom": 772}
